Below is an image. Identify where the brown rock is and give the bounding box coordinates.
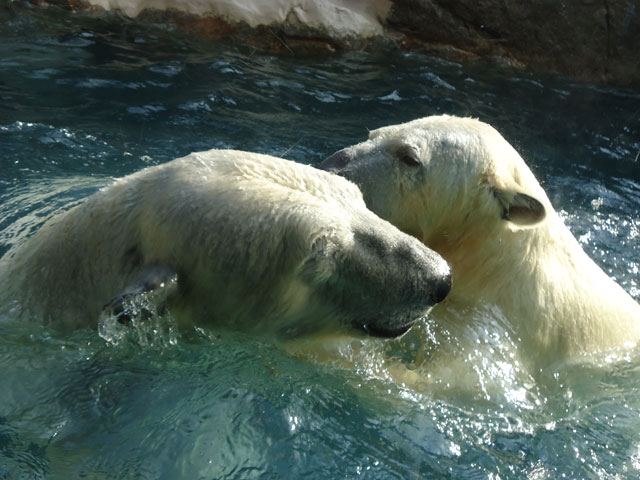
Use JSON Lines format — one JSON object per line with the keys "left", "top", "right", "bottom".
{"left": 387, "top": 0, "right": 640, "bottom": 89}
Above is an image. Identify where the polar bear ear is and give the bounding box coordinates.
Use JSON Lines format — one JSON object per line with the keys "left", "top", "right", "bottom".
{"left": 492, "top": 188, "right": 546, "bottom": 226}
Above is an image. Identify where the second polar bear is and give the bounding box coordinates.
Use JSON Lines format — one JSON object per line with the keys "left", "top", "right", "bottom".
{"left": 320, "top": 115, "right": 640, "bottom": 363}
{"left": 0, "top": 150, "right": 451, "bottom": 338}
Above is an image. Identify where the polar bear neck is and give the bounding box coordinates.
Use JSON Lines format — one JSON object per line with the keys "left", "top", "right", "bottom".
{"left": 432, "top": 208, "right": 640, "bottom": 360}
{"left": 523, "top": 213, "right": 640, "bottom": 358}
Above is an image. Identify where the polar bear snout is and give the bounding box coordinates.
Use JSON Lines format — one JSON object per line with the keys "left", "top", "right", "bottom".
{"left": 318, "top": 148, "right": 352, "bottom": 173}
{"left": 340, "top": 228, "right": 451, "bottom": 338}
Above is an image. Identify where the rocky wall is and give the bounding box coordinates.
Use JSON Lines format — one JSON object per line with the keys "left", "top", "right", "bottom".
{"left": 37, "top": 0, "right": 640, "bottom": 89}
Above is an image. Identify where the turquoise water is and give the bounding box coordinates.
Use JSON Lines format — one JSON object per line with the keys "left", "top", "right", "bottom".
{"left": 2, "top": 4, "right": 640, "bottom": 479}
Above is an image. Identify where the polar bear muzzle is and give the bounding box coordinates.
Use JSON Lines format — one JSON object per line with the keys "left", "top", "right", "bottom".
{"left": 315, "top": 226, "right": 452, "bottom": 338}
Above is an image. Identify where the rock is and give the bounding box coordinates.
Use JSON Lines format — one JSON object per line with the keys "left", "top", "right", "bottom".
{"left": 38, "top": 0, "right": 640, "bottom": 89}
{"left": 82, "top": 0, "right": 391, "bottom": 48}
{"left": 387, "top": 0, "right": 640, "bottom": 89}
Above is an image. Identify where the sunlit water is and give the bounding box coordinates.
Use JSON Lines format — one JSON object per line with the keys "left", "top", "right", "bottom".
{"left": 2, "top": 4, "right": 640, "bottom": 479}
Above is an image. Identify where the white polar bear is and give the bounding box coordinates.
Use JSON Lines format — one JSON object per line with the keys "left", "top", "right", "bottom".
{"left": 0, "top": 149, "right": 451, "bottom": 339}
{"left": 320, "top": 115, "right": 640, "bottom": 364}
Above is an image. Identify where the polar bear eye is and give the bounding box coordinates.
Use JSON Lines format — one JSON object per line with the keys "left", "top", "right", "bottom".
{"left": 399, "top": 154, "right": 420, "bottom": 167}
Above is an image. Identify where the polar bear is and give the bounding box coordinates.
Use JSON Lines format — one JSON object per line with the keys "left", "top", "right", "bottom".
{"left": 320, "top": 115, "right": 640, "bottom": 363}
{"left": 0, "top": 149, "right": 451, "bottom": 339}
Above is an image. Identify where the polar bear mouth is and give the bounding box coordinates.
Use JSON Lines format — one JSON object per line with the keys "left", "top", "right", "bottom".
{"left": 360, "top": 322, "right": 414, "bottom": 339}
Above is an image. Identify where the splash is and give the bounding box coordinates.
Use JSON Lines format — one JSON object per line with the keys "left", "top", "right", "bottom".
{"left": 98, "top": 292, "right": 180, "bottom": 348}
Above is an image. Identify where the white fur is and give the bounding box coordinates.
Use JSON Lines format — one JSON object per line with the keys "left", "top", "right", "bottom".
{"left": 0, "top": 149, "right": 449, "bottom": 338}
{"left": 322, "top": 115, "right": 640, "bottom": 364}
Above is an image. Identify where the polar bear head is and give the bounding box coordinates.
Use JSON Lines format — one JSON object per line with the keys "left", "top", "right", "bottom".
{"left": 319, "top": 116, "right": 551, "bottom": 298}
{"left": 287, "top": 205, "right": 453, "bottom": 338}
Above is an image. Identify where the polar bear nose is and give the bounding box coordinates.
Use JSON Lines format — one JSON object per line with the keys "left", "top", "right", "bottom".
{"left": 432, "top": 267, "right": 452, "bottom": 304}
{"left": 318, "top": 148, "right": 351, "bottom": 172}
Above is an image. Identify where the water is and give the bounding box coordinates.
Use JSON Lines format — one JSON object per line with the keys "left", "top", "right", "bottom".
{"left": 1, "top": 3, "right": 640, "bottom": 479}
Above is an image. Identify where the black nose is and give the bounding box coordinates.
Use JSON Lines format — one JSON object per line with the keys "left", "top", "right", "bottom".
{"left": 318, "top": 148, "right": 350, "bottom": 172}
{"left": 433, "top": 270, "right": 452, "bottom": 304}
